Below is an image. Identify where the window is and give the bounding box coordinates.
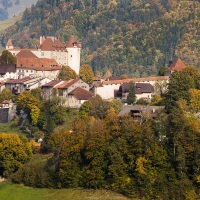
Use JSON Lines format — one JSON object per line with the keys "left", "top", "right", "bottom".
{"left": 71, "top": 55, "right": 72, "bottom": 57}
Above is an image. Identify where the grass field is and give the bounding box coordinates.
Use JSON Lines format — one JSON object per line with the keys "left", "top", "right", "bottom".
{"left": 0, "top": 121, "right": 22, "bottom": 134}
{"left": 0, "top": 14, "right": 22, "bottom": 33}
{"left": 0, "top": 181, "right": 136, "bottom": 200}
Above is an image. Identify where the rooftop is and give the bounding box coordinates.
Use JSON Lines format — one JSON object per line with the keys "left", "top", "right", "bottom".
{"left": 68, "top": 87, "right": 93, "bottom": 100}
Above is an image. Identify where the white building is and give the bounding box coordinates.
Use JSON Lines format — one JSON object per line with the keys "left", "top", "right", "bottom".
{"left": 6, "top": 35, "right": 81, "bottom": 75}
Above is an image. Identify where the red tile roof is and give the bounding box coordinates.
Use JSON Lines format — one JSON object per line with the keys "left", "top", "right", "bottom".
{"left": 42, "top": 80, "right": 62, "bottom": 87}
{"left": 59, "top": 79, "right": 80, "bottom": 89}
{"left": 6, "top": 39, "right": 13, "bottom": 46}
{"left": 169, "top": 58, "right": 186, "bottom": 71}
{"left": 102, "top": 76, "right": 169, "bottom": 85}
{"left": 66, "top": 35, "right": 81, "bottom": 48}
{"left": 68, "top": 87, "right": 93, "bottom": 100}
{"left": 16, "top": 49, "right": 38, "bottom": 58}
{"left": 17, "top": 57, "right": 61, "bottom": 71}
{"left": 38, "top": 38, "right": 65, "bottom": 51}
{"left": 2, "top": 100, "right": 10, "bottom": 104}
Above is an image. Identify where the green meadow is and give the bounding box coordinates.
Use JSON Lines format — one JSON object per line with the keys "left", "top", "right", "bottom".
{"left": 0, "top": 181, "right": 136, "bottom": 200}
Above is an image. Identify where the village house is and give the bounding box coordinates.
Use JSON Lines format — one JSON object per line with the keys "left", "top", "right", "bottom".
{"left": 0, "top": 100, "right": 16, "bottom": 123}
{"left": 116, "top": 82, "right": 154, "bottom": 102}
{"left": 118, "top": 105, "right": 164, "bottom": 121}
{"left": 41, "top": 78, "right": 90, "bottom": 107}
{"left": 0, "top": 64, "right": 17, "bottom": 81}
{"left": 93, "top": 76, "right": 169, "bottom": 100}
{"left": 16, "top": 57, "right": 61, "bottom": 80}
{"left": 5, "top": 77, "right": 51, "bottom": 95}
{"left": 66, "top": 87, "right": 94, "bottom": 108}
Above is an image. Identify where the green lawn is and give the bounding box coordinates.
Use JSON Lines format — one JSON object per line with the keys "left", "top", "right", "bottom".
{"left": 0, "top": 121, "right": 22, "bottom": 134}
{"left": 0, "top": 181, "right": 135, "bottom": 200}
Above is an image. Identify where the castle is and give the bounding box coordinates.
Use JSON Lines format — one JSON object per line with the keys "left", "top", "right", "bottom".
{"left": 6, "top": 35, "right": 81, "bottom": 75}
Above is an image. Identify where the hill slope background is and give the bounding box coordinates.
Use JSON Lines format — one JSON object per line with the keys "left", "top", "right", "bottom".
{"left": 0, "top": 0, "right": 38, "bottom": 21}
{"left": 0, "top": 0, "right": 200, "bottom": 77}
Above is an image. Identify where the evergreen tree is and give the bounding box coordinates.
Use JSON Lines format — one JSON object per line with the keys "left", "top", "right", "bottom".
{"left": 126, "top": 82, "right": 136, "bottom": 105}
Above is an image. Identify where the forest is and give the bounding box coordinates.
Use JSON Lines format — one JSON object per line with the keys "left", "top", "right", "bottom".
{"left": 1, "top": 67, "right": 200, "bottom": 199}
{"left": 0, "top": 0, "right": 200, "bottom": 77}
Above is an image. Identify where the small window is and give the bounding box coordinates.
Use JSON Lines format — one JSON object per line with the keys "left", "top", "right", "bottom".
{"left": 71, "top": 55, "right": 72, "bottom": 57}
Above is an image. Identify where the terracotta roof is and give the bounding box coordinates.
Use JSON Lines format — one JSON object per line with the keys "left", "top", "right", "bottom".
{"left": 103, "top": 76, "right": 169, "bottom": 85}
{"left": 170, "top": 58, "right": 186, "bottom": 71}
{"left": 66, "top": 35, "right": 81, "bottom": 48}
{"left": 59, "top": 78, "right": 80, "bottom": 89}
{"left": 39, "top": 38, "right": 65, "bottom": 51}
{"left": 68, "top": 87, "right": 93, "bottom": 100}
{"left": 5, "top": 77, "right": 32, "bottom": 84}
{"left": 6, "top": 39, "right": 13, "bottom": 46}
{"left": 17, "top": 57, "right": 61, "bottom": 71}
{"left": 2, "top": 100, "right": 10, "bottom": 104}
{"left": 42, "top": 80, "right": 62, "bottom": 87}
{"left": 0, "top": 64, "right": 16, "bottom": 74}
{"left": 16, "top": 49, "right": 38, "bottom": 58}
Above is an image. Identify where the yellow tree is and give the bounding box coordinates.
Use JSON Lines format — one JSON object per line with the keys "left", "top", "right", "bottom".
{"left": 17, "top": 91, "right": 42, "bottom": 125}
{"left": 80, "top": 64, "right": 94, "bottom": 84}
{"left": 190, "top": 88, "right": 200, "bottom": 112}
{"left": 0, "top": 133, "right": 32, "bottom": 177}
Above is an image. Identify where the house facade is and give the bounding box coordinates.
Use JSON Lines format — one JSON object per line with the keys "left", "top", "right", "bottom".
{"left": 5, "top": 77, "right": 51, "bottom": 95}
{"left": 65, "top": 87, "right": 94, "bottom": 108}
{"left": 94, "top": 76, "right": 168, "bottom": 100}
{"left": 0, "top": 64, "right": 17, "bottom": 82}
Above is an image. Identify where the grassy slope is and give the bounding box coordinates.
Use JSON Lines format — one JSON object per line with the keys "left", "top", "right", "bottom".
{"left": 0, "top": 14, "right": 22, "bottom": 52}
{"left": 0, "top": 181, "right": 136, "bottom": 200}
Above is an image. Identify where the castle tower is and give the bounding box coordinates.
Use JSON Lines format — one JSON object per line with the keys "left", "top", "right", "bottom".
{"left": 6, "top": 39, "right": 14, "bottom": 50}
{"left": 66, "top": 35, "right": 81, "bottom": 75}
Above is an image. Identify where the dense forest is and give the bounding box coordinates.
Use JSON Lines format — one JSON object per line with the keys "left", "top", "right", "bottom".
{"left": 1, "top": 0, "right": 200, "bottom": 77}
{"left": 1, "top": 67, "right": 200, "bottom": 199}
{"left": 0, "top": 0, "right": 200, "bottom": 77}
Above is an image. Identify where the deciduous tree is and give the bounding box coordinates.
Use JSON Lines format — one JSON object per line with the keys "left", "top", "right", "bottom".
{"left": 80, "top": 64, "right": 94, "bottom": 84}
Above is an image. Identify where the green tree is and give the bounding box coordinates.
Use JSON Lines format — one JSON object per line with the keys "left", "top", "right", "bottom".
{"left": 0, "top": 50, "right": 16, "bottom": 64}
{"left": 58, "top": 66, "right": 77, "bottom": 81}
{"left": 164, "top": 67, "right": 200, "bottom": 112}
{"left": 126, "top": 82, "right": 136, "bottom": 105}
{"left": 31, "top": 88, "right": 43, "bottom": 101}
{"left": 80, "top": 64, "right": 94, "bottom": 85}
{"left": 0, "top": 133, "right": 32, "bottom": 177}
{"left": 0, "top": 88, "right": 14, "bottom": 102}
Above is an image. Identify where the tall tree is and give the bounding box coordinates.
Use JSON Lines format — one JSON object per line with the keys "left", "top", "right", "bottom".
{"left": 126, "top": 82, "right": 136, "bottom": 105}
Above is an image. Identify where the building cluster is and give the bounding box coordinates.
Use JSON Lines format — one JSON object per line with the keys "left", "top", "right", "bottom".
{"left": 0, "top": 35, "right": 187, "bottom": 121}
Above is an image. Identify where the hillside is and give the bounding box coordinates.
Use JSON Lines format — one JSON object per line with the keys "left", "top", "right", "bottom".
{"left": 0, "top": 0, "right": 200, "bottom": 77}
{"left": 0, "top": 0, "right": 38, "bottom": 21}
